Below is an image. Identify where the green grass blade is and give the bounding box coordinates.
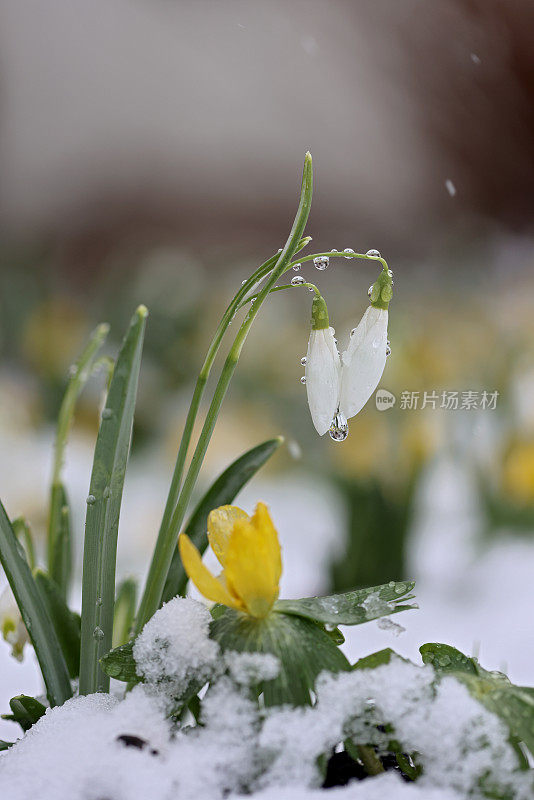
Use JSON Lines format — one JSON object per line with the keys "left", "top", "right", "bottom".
{"left": 48, "top": 322, "right": 109, "bottom": 594}
{"left": 113, "top": 577, "right": 137, "bottom": 648}
{"left": 34, "top": 570, "right": 81, "bottom": 679}
{"left": 11, "top": 517, "right": 36, "bottom": 570}
{"left": 161, "top": 436, "right": 284, "bottom": 605}
{"left": 0, "top": 501, "right": 72, "bottom": 706}
{"left": 79, "top": 306, "right": 147, "bottom": 696}
{"left": 48, "top": 484, "right": 71, "bottom": 599}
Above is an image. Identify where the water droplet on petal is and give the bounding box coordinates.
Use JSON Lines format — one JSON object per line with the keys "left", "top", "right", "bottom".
{"left": 308, "top": 286, "right": 314, "bottom": 292}
{"left": 366, "top": 249, "right": 381, "bottom": 258}
{"left": 96, "top": 596, "right": 103, "bottom": 606}
{"left": 351, "top": 327, "right": 358, "bottom": 336}
{"left": 313, "top": 256, "right": 329, "bottom": 270}
{"left": 343, "top": 248, "right": 355, "bottom": 259}
{"left": 93, "top": 626, "right": 104, "bottom": 640}
{"left": 300, "top": 376, "right": 307, "bottom": 384}
{"left": 241, "top": 279, "right": 247, "bottom": 285}
{"left": 86, "top": 494, "right": 96, "bottom": 505}
{"left": 291, "top": 276, "right": 305, "bottom": 286}
{"left": 292, "top": 263, "right": 301, "bottom": 272}
{"left": 331, "top": 248, "right": 338, "bottom": 253}
{"left": 329, "top": 412, "right": 349, "bottom": 442}
{"left": 300, "top": 356, "right": 307, "bottom": 365}
{"left": 386, "top": 340, "right": 391, "bottom": 356}
{"left": 367, "top": 285, "right": 373, "bottom": 298}
{"left": 102, "top": 408, "right": 113, "bottom": 420}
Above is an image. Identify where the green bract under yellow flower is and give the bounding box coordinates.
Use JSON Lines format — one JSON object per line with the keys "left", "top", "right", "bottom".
{"left": 179, "top": 502, "right": 282, "bottom": 619}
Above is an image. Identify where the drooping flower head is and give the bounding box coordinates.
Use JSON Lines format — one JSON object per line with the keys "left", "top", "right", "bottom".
{"left": 303, "top": 262, "right": 393, "bottom": 438}
{"left": 179, "top": 502, "right": 282, "bottom": 619}
{"left": 305, "top": 292, "right": 341, "bottom": 436}
{"left": 0, "top": 585, "right": 29, "bottom": 662}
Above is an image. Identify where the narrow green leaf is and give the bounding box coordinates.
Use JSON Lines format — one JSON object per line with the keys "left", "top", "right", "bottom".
{"left": 12, "top": 517, "right": 36, "bottom": 571}
{"left": 0, "top": 740, "right": 14, "bottom": 751}
{"left": 161, "top": 436, "right": 284, "bottom": 605}
{"left": 0, "top": 501, "right": 72, "bottom": 706}
{"left": 2, "top": 695, "right": 47, "bottom": 733}
{"left": 275, "top": 581, "right": 416, "bottom": 627}
{"left": 79, "top": 306, "right": 147, "bottom": 696}
{"left": 34, "top": 569, "right": 81, "bottom": 679}
{"left": 210, "top": 607, "right": 350, "bottom": 706}
{"left": 48, "top": 322, "right": 109, "bottom": 594}
{"left": 48, "top": 484, "right": 71, "bottom": 599}
{"left": 100, "top": 640, "right": 140, "bottom": 684}
{"left": 113, "top": 578, "right": 137, "bottom": 648}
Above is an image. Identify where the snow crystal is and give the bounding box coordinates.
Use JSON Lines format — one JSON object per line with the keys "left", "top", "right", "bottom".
{"left": 133, "top": 597, "right": 220, "bottom": 703}
{"left": 224, "top": 651, "right": 280, "bottom": 686}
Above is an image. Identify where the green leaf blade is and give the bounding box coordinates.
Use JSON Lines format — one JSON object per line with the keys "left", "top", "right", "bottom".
{"left": 79, "top": 306, "right": 147, "bottom": 696}
{"left": 48, "top": 322, "right": 109, "bottom": 591}
{"left": 0, "top": 502, "right": 72, "bottom": 706}
{"left": 161, "top": 436, "right": 284, "bottom": 604}
{"left": 48, "top": 484, "right": 72, "bottom": 600}
{"left": 34, "top": 569, "right": 81, "bottom": 679}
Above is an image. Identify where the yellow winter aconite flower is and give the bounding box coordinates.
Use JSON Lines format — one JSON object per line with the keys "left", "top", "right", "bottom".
{"left": 178, "top": 502, "right": 282, "bottom": 619}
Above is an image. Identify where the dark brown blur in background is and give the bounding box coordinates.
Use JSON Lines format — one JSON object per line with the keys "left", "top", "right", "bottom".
{"left": 2, "top": 0, "right": 534, "bottom": 270}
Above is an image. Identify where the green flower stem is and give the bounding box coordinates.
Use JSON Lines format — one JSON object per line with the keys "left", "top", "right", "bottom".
{"left": 236, "top": 283, "right": 294, "bottom": 310}
{"left": 356, "top": 745, "right": 385, "bottom": 776}
{"left": 153, "top": 239, "right": 311, "bottom": 586}
{"left": 135, "top": 152, "right": 313, "bottom": 633}
{"left": 287, "top": 251, "right": 388, "bottom": 273}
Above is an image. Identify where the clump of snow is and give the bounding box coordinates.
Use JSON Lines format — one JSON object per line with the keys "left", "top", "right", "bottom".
{"left": 133, "top": 597, "right": 220, "bottom": 704}
{"left": 1, "top": 654, "right": 532, "bottom": 800}
{"left": 224, "top": 652, "right": 280, "bottom": 686}
{"left": 376, "top": 617, "right": 405, "bottom": 636}
{"left": 361, "top": 591, "right": 394, "bottom": 618}
{"left": 258, "top": 658, "right": 533, "bottom": 799}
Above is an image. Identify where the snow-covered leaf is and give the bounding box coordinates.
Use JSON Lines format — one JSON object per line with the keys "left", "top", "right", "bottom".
{"left": 275, "top": 580, "right": 416, "bottom": 627}
{"left": 210, "top": 607, "right": 350, "bottom": 706}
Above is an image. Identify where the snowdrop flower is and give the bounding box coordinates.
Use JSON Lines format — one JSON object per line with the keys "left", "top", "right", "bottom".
{"left": 0, "top": 585, "right": 29, "bottom": 661}
{"left": 303, "top": 265, "right": 393, "bottom": 438}
{"left": 304, "top": 291, "right": 341, "bottom": 435}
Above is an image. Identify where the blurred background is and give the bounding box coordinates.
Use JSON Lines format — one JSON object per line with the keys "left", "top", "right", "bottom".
{"left": 2, "top": 0, "right": 534, "bottom": 734}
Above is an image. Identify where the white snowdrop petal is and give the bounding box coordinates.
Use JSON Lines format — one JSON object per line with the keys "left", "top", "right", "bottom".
{"left": 305, "top": 327, "right": 341, "bottom": 435}
{"left": 340, "top": 307, "right": 388, "bottom": 419}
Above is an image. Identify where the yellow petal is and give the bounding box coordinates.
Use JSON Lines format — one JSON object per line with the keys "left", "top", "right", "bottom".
{"left": 224, "top": 502, "right": 282, "bottom": 618}
{"left": 178, "top": 533, "right": 241, "bottom": 610}
{"left": 207, "top": 505, "right": 249, "bottom": 567}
